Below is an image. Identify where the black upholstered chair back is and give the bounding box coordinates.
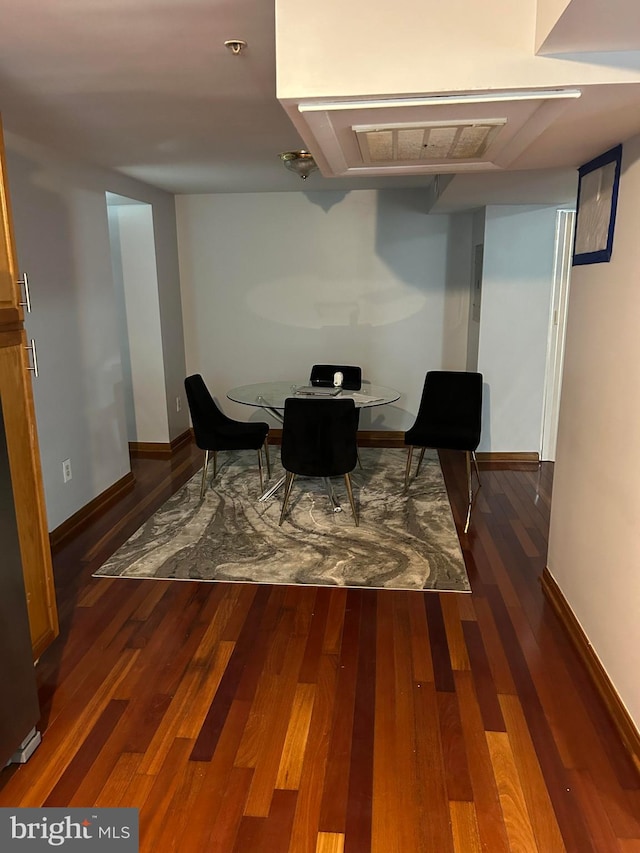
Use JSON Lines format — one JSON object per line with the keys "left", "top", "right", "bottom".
{"left": 281, "top": 398, "right": 359, "bottom": 477}
{"left": 184, "top": 374, "right": 270, "bottom": 497}
{"left": 185, "top": 373, "right": 234, "bottom": 450}
{"left": 404, "top": 370, "right": 483, "bottom": 532}
{"left": 309, "top": 364, "right": 362, "bottom": 391}
{"left": 405, "top": 370, "right": 483, "bottom": 452}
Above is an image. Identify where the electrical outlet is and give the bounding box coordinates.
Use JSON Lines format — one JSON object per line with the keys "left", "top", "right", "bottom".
{"left": 62, "top": 458, "right": 72, "bottom": 483}
{"left": 176, "top": 395, "right": 182, "bottom": 412}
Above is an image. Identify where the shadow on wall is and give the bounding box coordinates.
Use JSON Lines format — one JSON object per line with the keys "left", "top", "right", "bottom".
{"left": 5, "top": 145, "right": 131, "bottom": 528}
{"left": 374, "top": 189, "right": 449, "bottom": 289}
{"left": 302, "top": 191, "right": 349, "bottom": 212}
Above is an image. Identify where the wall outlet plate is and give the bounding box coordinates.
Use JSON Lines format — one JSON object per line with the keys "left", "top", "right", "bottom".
{"left": 62, "top": 458, "right": 72, "bottom": 483}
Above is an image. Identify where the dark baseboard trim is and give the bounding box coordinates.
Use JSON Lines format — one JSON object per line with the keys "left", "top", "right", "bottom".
{"left": 476, "top": 451, "right": 539, "bottom": 462}
{"left": 49, "top": 472, "right": 135, "bottom": 554}
{"left": 541, "top": 567, "right": 640, "bottom": 773}
{"left": 129, "top": 429, "right": 192, "bottom": 459}
{"left": 267, "top": 433, "right": 539, "bottom": 456}
{"left": 358, "top": 430, "right": 405, "bottom": 448}
{"left": 266, "top": 429, "right": 405, "bottom": 448}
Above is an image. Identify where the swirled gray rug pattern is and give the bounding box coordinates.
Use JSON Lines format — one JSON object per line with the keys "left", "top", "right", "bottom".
{"left": 94, "top": 448, "right": 470, "bottom": 592}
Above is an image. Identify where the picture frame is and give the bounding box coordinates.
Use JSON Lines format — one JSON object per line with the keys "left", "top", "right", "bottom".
{"left": 572, "top": 143, "right": 622, "bottom": 265}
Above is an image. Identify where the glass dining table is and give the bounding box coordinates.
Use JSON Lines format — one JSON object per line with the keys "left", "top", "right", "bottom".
{"left": 227, "top": 380, "right": 400, "bottom": 421}
{"left": 226, "top": 380, "right": 401, "bottom": 503}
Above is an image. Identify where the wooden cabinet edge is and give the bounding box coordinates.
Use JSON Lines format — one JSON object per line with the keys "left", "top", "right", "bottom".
{"left": 0, "top": 116, "right": 24, "bottom": 322}
{"left": 0, "top": 330, "right": 59, "bottom": 659}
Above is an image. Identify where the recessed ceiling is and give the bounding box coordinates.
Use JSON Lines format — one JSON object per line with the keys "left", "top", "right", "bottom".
{"left": 282, "top": 88, "right": 584, "bottom": 179}
{"left": 0, "top": 0, "right": 638, "bottom": 210}
{"left": 354, "top": 120, "right": 505, "bottom": 164}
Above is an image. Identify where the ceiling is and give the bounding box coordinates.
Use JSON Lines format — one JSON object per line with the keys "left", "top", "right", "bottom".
{"left": 0, "top": 0, "right": 639, "bottom": 208}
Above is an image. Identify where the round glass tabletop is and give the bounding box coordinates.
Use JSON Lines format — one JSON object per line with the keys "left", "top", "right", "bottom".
{"left": 227, "top": 380, "right": 400, "bottom": 411}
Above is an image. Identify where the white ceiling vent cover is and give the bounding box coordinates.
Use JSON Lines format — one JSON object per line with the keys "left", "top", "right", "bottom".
{"left": 354, "top": 119, "right": 506, "bottom": 165}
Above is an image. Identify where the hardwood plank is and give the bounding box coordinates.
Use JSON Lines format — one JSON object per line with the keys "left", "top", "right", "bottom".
{"left": 276, "top": 682, "right": 316, "bottom": 789}
{"left": 94, "top": 752, "right": 143, "bottom": 807}
{"left": 407, "top": 587, "right": 435, "bottom": 682}
{"left": 242, "top": 601, "right": 313, "bottom": 816}
{"left": 371, "top": 592, "right": 400, "bottom": 853}
{"left": 138, "top": 737, "right": 197, "bottom": 851}
{"left": 483, "top": 585, "right": 601, "bottom": 852}
{"left": 566, "top": 768, "right": 623, "bottom": 853}
{"left": 412, "top": 680, "right": 456, "bottom": 853}
{"left": 298, "top": 588, "right": 332, "bottom": 683}
{"left": 288, "top": 654, "right": 340, "bottom": 853}
{"left": 318, "top": 590, "right": 361, "bottom": 833}
{"left": 202, "top": 766, "right": 254, "bottom": 853}
{"left": 322, "top": 588, "right": 348, "bottom": 656}
{"left": 316, "top": 832, "right": 345, "bottom": 853}
{"left": 486, "top": 730, "right": 540, "bottom": 852}
{"left": 472, "top": 596, "right": 517, "bottom": 695}
{"left": 177, "top": 698, "right": 252, "bottom": 852}
{"left": 424, "top": 594, "right": 455, "bottom": 693}
{"left": 343, "top": 591, "right": 376, "bottom": 853}
{"left": 1, "top": 447, "right": 638, "bottom": 853}
{"left": 450, "top": 800, "right": 483, "bottom": 853}
{"left": 454, "top": 670, "right": 512, "bottom": 853}
{"left": 44, "top": 698, "right": 128, "bottom": 806}
{"left": 189, "top": 585, "right": 269, "bottom": 762}
{"left": 232, "top": 789, "right": 298, "bottom": 853}
{"left": 438, "top": 692, "right": 474, "bottom": 802}
{"left": 498, "top": 694, "right": 565, "bottom": 852}
{"left": 462, "top": 619, "right": 506, "bottom": 732}
{"left": 440, "top": 593, "right": 471, "bottom": 671}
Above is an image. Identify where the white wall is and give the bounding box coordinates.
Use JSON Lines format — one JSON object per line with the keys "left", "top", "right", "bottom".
{"left": 548, "top": 133, "right": 640, "bottom": 730}
{"left": 5, "top": 133, "right": 187, "bottom": 530}
{"left": 276, "top": 0, "right": 640, "bottom": 100}
{"left": 108, "top": 203, "right": 170, "bottom": 444}
{"left": 443, "top": 212, "right": 473, "bottom": 370}
{"left": 477, "top": 205, "right": 558, "bottom": 453}
{"left": 466, "top": 209, "right": 487, "bottom": 371}
{"left": 176, "top": 189, "right": 456, "bottom": 431}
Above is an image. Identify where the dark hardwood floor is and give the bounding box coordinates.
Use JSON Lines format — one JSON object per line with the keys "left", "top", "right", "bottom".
{"left": 1, "top": 442, "right": 639, "bottom": 852}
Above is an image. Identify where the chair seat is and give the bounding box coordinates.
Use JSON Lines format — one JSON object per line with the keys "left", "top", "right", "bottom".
{"left": 405, "top": 423, "right": 478, "bottom": 451}
{"left": 279, "top": 397, "right": 359, "bottom": 525}
{"left": 404, "top": 370, "right": 483, "bottom": 533}
{"left": 212, "top": 421, "right": 268, "bottom": 450}
{"left": 184, "top": 373, "right": 270, "bottom": 497}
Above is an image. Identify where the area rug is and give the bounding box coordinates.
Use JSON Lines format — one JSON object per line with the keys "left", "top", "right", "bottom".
{"left": 94, "top": 447, "right": 471, "bottom": 592}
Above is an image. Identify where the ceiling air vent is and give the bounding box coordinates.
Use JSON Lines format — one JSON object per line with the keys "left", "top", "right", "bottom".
{"left": 354, "top": 119, "right": 506, "bottom": 165}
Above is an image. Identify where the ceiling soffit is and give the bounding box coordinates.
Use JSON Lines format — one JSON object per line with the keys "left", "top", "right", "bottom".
{"left": 282, "top": 89, "right": 582, "bottom": 179}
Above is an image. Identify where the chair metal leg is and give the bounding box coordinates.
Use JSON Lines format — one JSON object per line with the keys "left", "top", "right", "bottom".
{"left": 415, "top": 447, "right": 426, "bottom": 478}
{"left": 344, "top": 473, "right": 359, "bottom": 526}
{"left": 404, "top": 446, "right": 414, "bottom": 491}
{"left": 322, "top": 477, "right": 342, "bottom": 513}
{"left": 212, "top": 450, "right": 218, "bottom": 479}
{"left": 200, "top": 450, "right": 210, "bottom": 500}
{"left": 471, "top": 450, "right": 481, "bottom": 488}
{"left": 464, "top": 450, "right": 473, "bottom": 534}
{"left": 278, "top": 471, "right": 296, "bottom": 526}
{"left": 264, "top": 435, "right": 271, "bottom": 479}
{"left": 257, "top": 449, "right": 264, "bottom": 492}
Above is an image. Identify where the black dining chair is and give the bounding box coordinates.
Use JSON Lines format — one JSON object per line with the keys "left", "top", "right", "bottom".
{"left": 309, "top": 364, "right": 362, "bottom": 390}
{"left": 310, "top": 364, "right": 363, "bottom": 466}
{"left": 404, "top": 370, "right": 483, "bottom": 533}
{"left": 278, "top": 397, "right": 360, "bottom": 526}
{"left": 184, "top": 374, "right": 271, "bottom": 499}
